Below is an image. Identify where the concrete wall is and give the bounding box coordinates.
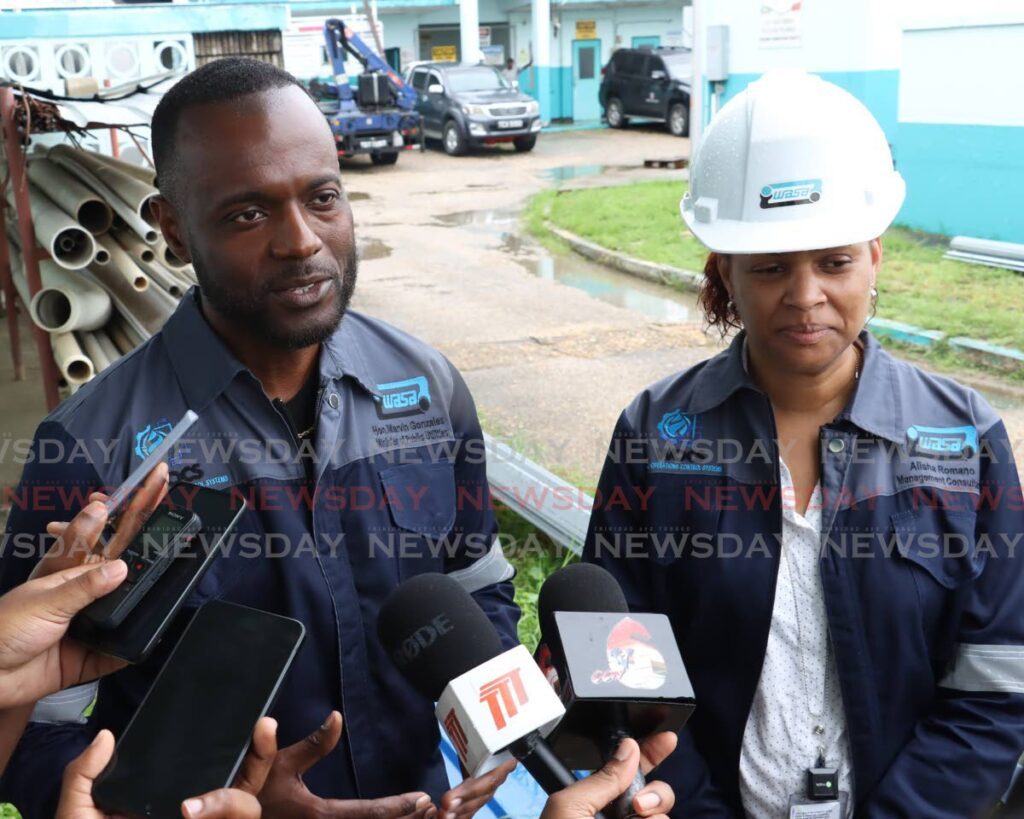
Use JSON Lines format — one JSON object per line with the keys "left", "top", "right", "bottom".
{"left": 707, "top": 0, "right": 900, "bottom": 140}
{"left": 894, "top": 16, "right": 1024, "bottom": 242}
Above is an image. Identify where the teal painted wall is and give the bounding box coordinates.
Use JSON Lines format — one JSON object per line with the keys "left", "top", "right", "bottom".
{"left": 518, "top": 64, "right": 572, "bottom": 120}
{"left": 0, "top": 2, "right": 289, "bottom": 39}
{"left": 721, "top": 69, "right": 900, "bottom": 144}
{"left": 896, "top": 122, "right": 1024, "bottom": 244}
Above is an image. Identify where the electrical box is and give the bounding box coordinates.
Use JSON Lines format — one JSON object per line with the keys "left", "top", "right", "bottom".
{"left": 706, "top": 25, "right": 729, "bottom": 82}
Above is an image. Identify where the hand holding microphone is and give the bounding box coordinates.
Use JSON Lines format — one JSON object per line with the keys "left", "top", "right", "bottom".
{"left": 536, "top": 563, "right": 695, "bottom": 819}
{"left": 541, "top": 735, "right": 678, "bottom": 819}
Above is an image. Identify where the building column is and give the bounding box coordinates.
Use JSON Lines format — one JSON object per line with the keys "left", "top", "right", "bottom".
{"left": 530, "top": 0, "right": 552, "bottom": 120}
{"left": 460, "top": 0, "right": 480, "bottom": 63}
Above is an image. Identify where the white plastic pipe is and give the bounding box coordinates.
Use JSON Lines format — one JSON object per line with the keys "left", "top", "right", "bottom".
{"left": 48, "top": 150, "right": 159, "bottom": 244}
{"left": 78, "top": 148, "right": 157, "bottom": 188}
{"left": 5, "top": 184, "right": 98, "bottom": 270}
{"left": 77, "top": 330, "right": 112, "bottom": 373}
{"left": 29, "top": 261, "right": 112, "bottom": 334}
{"left": 50, "top": 145, "right": 157, "bottom": 231}
{"left": 95, "top": 234, "right": 149, "bottom": 292}
{"left": 113, "top": 229, "right": 156, "bottom": 267}
{"left": 27, "top": 159, "right": 113, "bottom": 235}
{"left": 93, "top": 328, "right": 121, "bottom": 364}
{"left": 52, "top": 331, "right": 94, "bottom": 384}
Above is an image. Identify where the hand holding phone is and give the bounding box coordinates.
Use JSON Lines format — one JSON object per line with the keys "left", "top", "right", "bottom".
{"left": 91, "top": 601, "right": 305, "bottom": 819}
{"left": 34, "top": 462, "right": 171, "bottom": 582}
{"left": 56, "top": 717, "right": 279, "bottom": 819}
{"left": 78, "top": 507, "right": 202, "bottom": 630}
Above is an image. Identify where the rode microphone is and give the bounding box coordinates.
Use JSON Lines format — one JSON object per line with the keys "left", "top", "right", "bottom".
{"left": 377, "top": 573, "right": 576, "bottom": 796}
{"left": 537, "top": 563, "right": 696, "bottom": 818}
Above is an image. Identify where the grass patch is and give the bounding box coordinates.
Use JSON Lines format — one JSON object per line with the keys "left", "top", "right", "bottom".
{"left": 531, "top": 180, "right": 1024, "bottom": 352}
{"left": 496, "top": 502, "right": 578, "bottom": 651}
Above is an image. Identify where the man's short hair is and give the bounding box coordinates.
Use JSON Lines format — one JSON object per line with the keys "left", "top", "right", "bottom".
{"left": 151, "top": 57, "right": 307, "bottom": 205}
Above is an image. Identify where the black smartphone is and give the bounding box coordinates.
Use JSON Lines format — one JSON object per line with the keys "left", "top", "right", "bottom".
{"left": 69, "top": 483, "right": 247, "bottom": 663}
{"left": 92, "top": 600, "right": 305, "bottom": 819}
{"left": 80, "top": 507, "right": 202, "bottom": 629}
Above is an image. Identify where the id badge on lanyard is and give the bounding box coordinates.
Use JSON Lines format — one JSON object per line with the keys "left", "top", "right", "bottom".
{"left": 787, "top": 758, "right": 849, "bottom": 819}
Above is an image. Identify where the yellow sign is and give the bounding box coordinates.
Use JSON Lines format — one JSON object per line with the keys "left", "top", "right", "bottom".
{"left": 432, "top": 45, "right": 457, "bottom": 62}
{"left": 575, "top": 20, "right": 597, "bottom": 40}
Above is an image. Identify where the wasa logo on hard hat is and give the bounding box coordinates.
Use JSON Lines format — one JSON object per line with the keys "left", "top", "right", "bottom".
{"left": 759, "top": 179, "right": 822, "bottom": 209}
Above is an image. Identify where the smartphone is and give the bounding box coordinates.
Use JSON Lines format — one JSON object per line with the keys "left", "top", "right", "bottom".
{"left": 69, "top": 483, "right": 246, "bottom": 663}
{"left": 92, "top": 600, "right": 305, "bottom": 819}
{"left": 104, "top": 410, "right": 198, "bottom": 516}
{"left": 79, "top": 507, "right": 202, "bottom": 629}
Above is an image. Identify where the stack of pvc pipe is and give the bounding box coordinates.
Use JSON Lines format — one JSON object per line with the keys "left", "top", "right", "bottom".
{"left": 944, "top": 236, "right": 1024, "bottom": 274}
{"left": 1, "top": 146, "right": 198, "bottom": 390}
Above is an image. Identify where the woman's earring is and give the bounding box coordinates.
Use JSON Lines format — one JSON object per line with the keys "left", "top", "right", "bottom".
{"left": 727, "top": 298, "right": 737, "bottom": 312}
{"left": 869, "top": 287, "right": 878, "bottom": 321}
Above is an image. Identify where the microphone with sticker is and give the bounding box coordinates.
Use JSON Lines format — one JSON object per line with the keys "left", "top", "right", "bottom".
{"left": 536, "top": 563, "right": 696, "bottom": 819}
{"left": 376, "top": 572, "right": 578, "bottom": 796}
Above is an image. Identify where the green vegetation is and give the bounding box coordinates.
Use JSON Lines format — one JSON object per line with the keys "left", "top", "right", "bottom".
{"left": 526, "top": 180, "right": 1024, "bottom": 358}
{"left": 495, "top": 503, "right": 578, "bottom": 651}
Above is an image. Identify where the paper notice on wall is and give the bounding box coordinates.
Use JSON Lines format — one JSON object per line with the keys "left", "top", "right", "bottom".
{"left": 758, "top": 0, "right": 803, "bottom": 49}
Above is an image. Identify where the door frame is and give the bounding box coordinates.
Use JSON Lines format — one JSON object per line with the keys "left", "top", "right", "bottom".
{"left": 571, "top": 37, "right": 602, "bottom": 122}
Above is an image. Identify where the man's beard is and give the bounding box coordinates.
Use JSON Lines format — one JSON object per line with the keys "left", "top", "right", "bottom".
{"left": 194, "top": 243, "right": 358, "bottom": 350}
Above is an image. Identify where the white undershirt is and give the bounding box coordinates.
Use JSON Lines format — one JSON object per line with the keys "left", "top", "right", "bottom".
{"left": 738, "top": 456, "right": 854, "bottom": 817}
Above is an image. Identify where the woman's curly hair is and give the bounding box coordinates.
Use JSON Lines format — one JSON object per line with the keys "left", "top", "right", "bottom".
{"left": 698, "top": 252, "right": 743, "bottom": 337}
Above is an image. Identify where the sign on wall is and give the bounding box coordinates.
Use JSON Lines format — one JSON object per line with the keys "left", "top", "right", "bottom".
{"left": 575, "top": 20, "right": 597, "bottom": 40}
{"left": 432, "top": 45, "right": 457, "bottom": 62}
{"left": 479, "top": 26, "right": 492, "bottom": 47}
{"left": 758, "top": 0, "right": 802, "bottom": 49}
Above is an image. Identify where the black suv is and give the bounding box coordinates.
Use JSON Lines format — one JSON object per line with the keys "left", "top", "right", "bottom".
{"left": 406, "top": 62, "right": 542, "bottom": 156}
{"left": 599, "top": 47, "right": 692, "bottom": 137}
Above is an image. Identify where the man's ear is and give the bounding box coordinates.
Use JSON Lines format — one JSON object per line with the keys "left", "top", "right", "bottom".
{"left": 149, "top": 195, "right": 191, "bottom": 263}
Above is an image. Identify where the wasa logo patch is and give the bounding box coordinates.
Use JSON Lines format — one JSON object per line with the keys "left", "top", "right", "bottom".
{"left": 759, "top": 179, "right": 822, "bottom": 209}
{"left": 906, "top": 425, "right": 978, "bottom": 459}
{"left": 374, "top": 375, "right": 431, "bottom": 418}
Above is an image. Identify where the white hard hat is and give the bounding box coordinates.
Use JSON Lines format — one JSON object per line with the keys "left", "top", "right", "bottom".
{"left": 680, "top": 70, "right": 905, "bottom": 255}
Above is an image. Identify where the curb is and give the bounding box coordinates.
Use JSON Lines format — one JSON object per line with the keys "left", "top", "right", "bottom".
{"left": 544, "top": 221, "right": 1024, "bottom": 377}
{"left": 544, "top": 222, "right": 704, "bottom": 292}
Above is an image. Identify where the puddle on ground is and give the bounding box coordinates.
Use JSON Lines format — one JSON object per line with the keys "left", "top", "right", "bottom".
{"left": 541, "top": 164, "right": 638, "bottom": 182}
{"left": 358, "top": 238, "right": 392, "bottom": 260}
{"left": 434, "top": 209, "right": 521, "bottom": 228}
{"left": 522, "top": 248, "right": 699, "bottom": 323}
{"left": 436, "top": 207, "right": 699, "bottom": 323}
{"left": 347, "top": 192, "right": 371, "bottom": 201}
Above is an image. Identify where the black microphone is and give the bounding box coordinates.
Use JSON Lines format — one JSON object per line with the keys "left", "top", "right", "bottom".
{"left": 377, "top": 573, "right": 580, "bottom": 797}
{"left": 537, "top": 563, "right": 696, "bottom": 819}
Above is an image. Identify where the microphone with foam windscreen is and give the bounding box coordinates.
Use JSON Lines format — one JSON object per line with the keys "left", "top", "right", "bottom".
{"left": 537, "top": 563, "right": 696, "bottom": 819}
{"left": 376, "top": 572, "right": 577, "bottom": 796}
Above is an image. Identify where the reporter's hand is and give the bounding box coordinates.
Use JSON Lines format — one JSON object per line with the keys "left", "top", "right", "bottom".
{"left": 258, "top": 711, "right": 437, "bottom": 819}
{"left": 55, "top": 717, "right": 279, "bottom": 818}
{"left": 34, "top": 461, "right": 170, "bottom": 580}
{"left": 539, "top": 733, "right": 679, "bottom": 819}
{"left": 0, "top": 559, "right": 128, "bottom": 707}
{"left": 182, "top": 716, "right": 279, "bottom": 818}
{"left": 439, "top": 757, "right": 516, "bottom": 819}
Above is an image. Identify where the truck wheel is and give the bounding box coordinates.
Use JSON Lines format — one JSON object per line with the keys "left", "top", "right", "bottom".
{"left": 668, "top": 102, "right": 689, "bottom": 137}
{"left": 606, "top": 98, "right": 628, "bottom": 128}
{"left": 370, "top": 152, "right": 399, "bottom": 165}
{"left": 443, "top": 121, "right": 467, "bottom": 156}
{"left": 513, "top": 135, "right": 537, "bottom": 152}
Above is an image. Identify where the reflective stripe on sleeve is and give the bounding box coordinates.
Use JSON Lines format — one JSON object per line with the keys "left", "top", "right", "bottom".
{"left": 29, "top": 681, "right": 99, "bottom": 725}
{"left": 447, "top": 537, "right": 515, "bottom": 593}
{"left": 940, "top": 644, "right": 1024, "bottom": 694}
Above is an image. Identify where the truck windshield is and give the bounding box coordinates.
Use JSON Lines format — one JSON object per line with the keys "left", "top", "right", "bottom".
{"left": 662, "top": 53, "right": 693, "bottom": 81}
{"left": 446, "top": 67, "right": 510, "bottom": 92}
